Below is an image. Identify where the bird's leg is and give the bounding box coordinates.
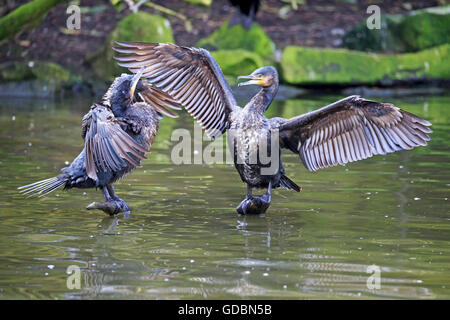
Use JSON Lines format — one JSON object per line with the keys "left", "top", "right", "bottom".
{"left": 258, "top": 180, "right": 272, "bottom": 209}
{"left": 236, "top": 184, "right": 254, "bottom": 215}
{"left": 86, "top": 185, "right": 129, "bottom": 216}
{"left": 236, "top": 181, "right": 272, "bottom": 215}
{"left": 106, "top": 184, "right": 130, "bottom": 214}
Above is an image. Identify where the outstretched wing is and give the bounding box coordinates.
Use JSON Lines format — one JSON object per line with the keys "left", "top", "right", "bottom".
{"left": 135, "top": 79, "right": 181, "bottom": 118}
{"left": 83, "top": 104, "right": 149, "bottom": 181}
{"left": 113, "top": 41, "right": 238, "bottom": 138}
{"left": 277, "top": 95, "right": 432, "bottom": 172}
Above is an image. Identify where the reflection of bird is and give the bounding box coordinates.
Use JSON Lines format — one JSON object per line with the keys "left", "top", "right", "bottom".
{"left": 229, "top": 0, "right": 260, "bottom": 29}
{"left": 18, "top": 70, "right": 180, "bottom": 215}
{"left": 114, "top": 42, "right": 432, "bottom": 215}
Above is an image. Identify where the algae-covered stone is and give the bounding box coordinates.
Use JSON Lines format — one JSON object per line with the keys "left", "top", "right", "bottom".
{"left": 0, "top": 61, "right": 72, "bottom": 98}
{"left": 197, "top": 21, "right": 275, "bottom": 61}
{"left": 0, "top": 61, "right": 71, "bottom": 83}
{"left": 281, "top": 44, "right": 450, "bottom": 85}
{"left": 210, "top": 49, "right": 264, "bottom": 81}
{"left": 343, "top": 6, "right": 450, "bottom": 53}
{"left": 89, "top": 12, "right": 174, "bottom": 81}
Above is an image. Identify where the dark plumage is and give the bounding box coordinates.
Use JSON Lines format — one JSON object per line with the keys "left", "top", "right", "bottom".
{"left": 18, "top": 71, "right": 180, "bottom": 215}
{"left": 229, "top": 0, "right": 260, "bottom": 29}
{"left": 114, "top": 42, "right": 432, "bottom": 215}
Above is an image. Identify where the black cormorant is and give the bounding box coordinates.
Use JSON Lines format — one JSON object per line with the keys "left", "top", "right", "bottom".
{"left": 114, "top": 42, "right": 432, "bottom": 214}
{"left": 229, "top": 0, "right": 260, "bottom": 29}
{"left": 18, "top": 70, "right": 180, "bottom": 215}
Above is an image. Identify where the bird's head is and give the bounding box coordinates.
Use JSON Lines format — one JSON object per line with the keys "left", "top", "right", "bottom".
{"left": 237, "top": 66, "right": 278, "bottom": 88}
{"left": 103, "top": 68, "right": 144, "bottom": 108}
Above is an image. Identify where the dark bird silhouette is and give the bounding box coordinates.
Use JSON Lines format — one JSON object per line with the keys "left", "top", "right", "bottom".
{"left": 229, "top": 0, "right": 260, "bottom": 29}
{"left": 18, "top": 70, "right": 180, "bottom": 215}
{"left": 113, "top": 42, "right": 432, "bottom": 214}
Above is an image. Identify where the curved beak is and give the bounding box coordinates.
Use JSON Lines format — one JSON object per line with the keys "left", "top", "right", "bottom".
{"left": 237, "top": 74, "right": 259, "bottom": 87}
{"left": 129, "top": 67, "right": 145, "bottom": 98}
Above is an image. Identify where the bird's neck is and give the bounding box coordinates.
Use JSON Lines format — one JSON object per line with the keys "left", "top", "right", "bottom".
{"left": 108, "top": 98, "right": 128, "bottom": 116}
{"left": 247, "top": 84, "right": 278, "bottom": 114}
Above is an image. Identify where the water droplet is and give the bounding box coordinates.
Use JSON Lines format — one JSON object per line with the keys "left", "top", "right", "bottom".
{"left": 190, "top": 259, "right": 195, "bottom": 263}
{"left": 12, "top": 116, "right": 16, "bottom": 121}
{"left": 263, "top": 273, "right": 269, "bottom": 277}
{"left": 64, "top": 161, "right": 70, "bottom": 165}
{"left": 414, "top": 197, "right": 421, "bottom": 201}
{"left": 47, "top": 265, "right": 55, "bottom": 269}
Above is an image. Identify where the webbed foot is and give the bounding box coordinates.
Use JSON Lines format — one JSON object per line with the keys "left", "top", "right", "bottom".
{"left": 86, "top": 198, "right": 130, "bottom": 216}
{"left": 236, "top": 194, "right": 271, "bottom": 215}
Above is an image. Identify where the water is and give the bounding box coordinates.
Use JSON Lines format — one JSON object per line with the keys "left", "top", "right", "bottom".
{"left": 0, "top": 93, "right": 448, "bottom": 299}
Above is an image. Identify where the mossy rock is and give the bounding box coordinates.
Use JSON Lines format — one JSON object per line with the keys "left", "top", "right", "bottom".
{"left": 210, "top": 49, "right": 264, "bottom": 82}
{"left": 0, "top": 61, "right": 72, "bottom": 98}
{"left": 196, "top": 21, "right": 275, "bottom": 61}
{"left": 0, "top": 61, "right": 71, "bottom": 83}
{"left": 89, "top": 12, "right": 174, "bottom": 81}
{"left": 281, "top": 44, "right": 450, "bottom": 85}
{"left": 343, "top": 6, "right": 450, "bottom": 53}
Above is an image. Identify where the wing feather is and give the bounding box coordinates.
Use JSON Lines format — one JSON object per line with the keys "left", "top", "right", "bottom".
{"left": 277, "top": 96, "right": 432, "bottom": 172}
{"left": 114, "top": 42, "right": 239, "bottom": 138}
{"left": 84, "top": 105, "right": 149, "bottom": 181}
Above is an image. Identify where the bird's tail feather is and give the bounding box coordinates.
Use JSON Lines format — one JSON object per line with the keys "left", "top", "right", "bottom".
{"left": 279, "top": 175, "right": 301, "bottom": 192}
{"left": 18, "top": 176, "right": 67, "bottom": 198}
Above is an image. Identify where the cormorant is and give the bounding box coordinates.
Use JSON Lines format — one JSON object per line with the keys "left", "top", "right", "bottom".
{"left": 18, "top": 70, "right": 180, "bottom": 215}
{"left": 113, "top": 42, "right": 432, "bottom": 214}
{"left": 229, "top": 0, "right": 260, "bottom": 29}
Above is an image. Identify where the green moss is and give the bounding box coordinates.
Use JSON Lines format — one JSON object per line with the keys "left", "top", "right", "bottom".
{"left": 0, "top": 62, "right": 33, "bottom": 81}
{"left": 0, "top": 61, "right": 71, "bottom": 83}
{"left": 0, "top": 61, "right": 72, "bottom": 98}
{"left": 0, "top": 0, "right": 66, "bottom": 42}
{"left": 32, "top": 62, "right": 71, "bottom": 82}
{"left": 210, "top": 49, "right": 264, "bottom": 80}
{"left": 398, "top": 11, "right": 450, "bottom": 52}
{"left": 89, "top": 12, "right": 174, "bottom": 81}
{"left": 343, "top": 6, "right": 450, "bottom": 53}
{"left": 196, "top": 21, "right": 275, "bottom": 61}
{"left": 281, "top": 44, "right": 450, "bottom": 85}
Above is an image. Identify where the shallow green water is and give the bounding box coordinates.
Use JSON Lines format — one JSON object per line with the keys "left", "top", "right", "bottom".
{"left": 0, "top": 93, "right": 449, "bottom": 299}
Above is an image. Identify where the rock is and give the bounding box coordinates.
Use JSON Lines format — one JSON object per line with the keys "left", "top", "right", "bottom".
{"left": 0, "top": 61, "right": 72, "bottom": 98}
{"left": 0, "top": 0, "right": 67, "bottom": 42}
{"left": 343, "top": 6, "right": 450, "bottom": 53}
{"left": 210, "top": 49, "right": 264, "bottom": 81}
{"left": 342, "top": 86, "right": 445, "bottom": 97}
{"left": 196, "top": 21, "right": 275, "bottom": 61}
{"left": 89, "top": 12, "right": 174, "bottom": 81}
{"left": 281, "top": 44, "right": 450, "bottom": 85}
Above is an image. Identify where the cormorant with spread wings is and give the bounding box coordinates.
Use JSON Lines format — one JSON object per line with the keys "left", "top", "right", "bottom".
{"left": 19, "top": 70, "right": 180, "bottom": 215}
{"left": 114, "top": 42, "right": 432, "bottom": 214}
